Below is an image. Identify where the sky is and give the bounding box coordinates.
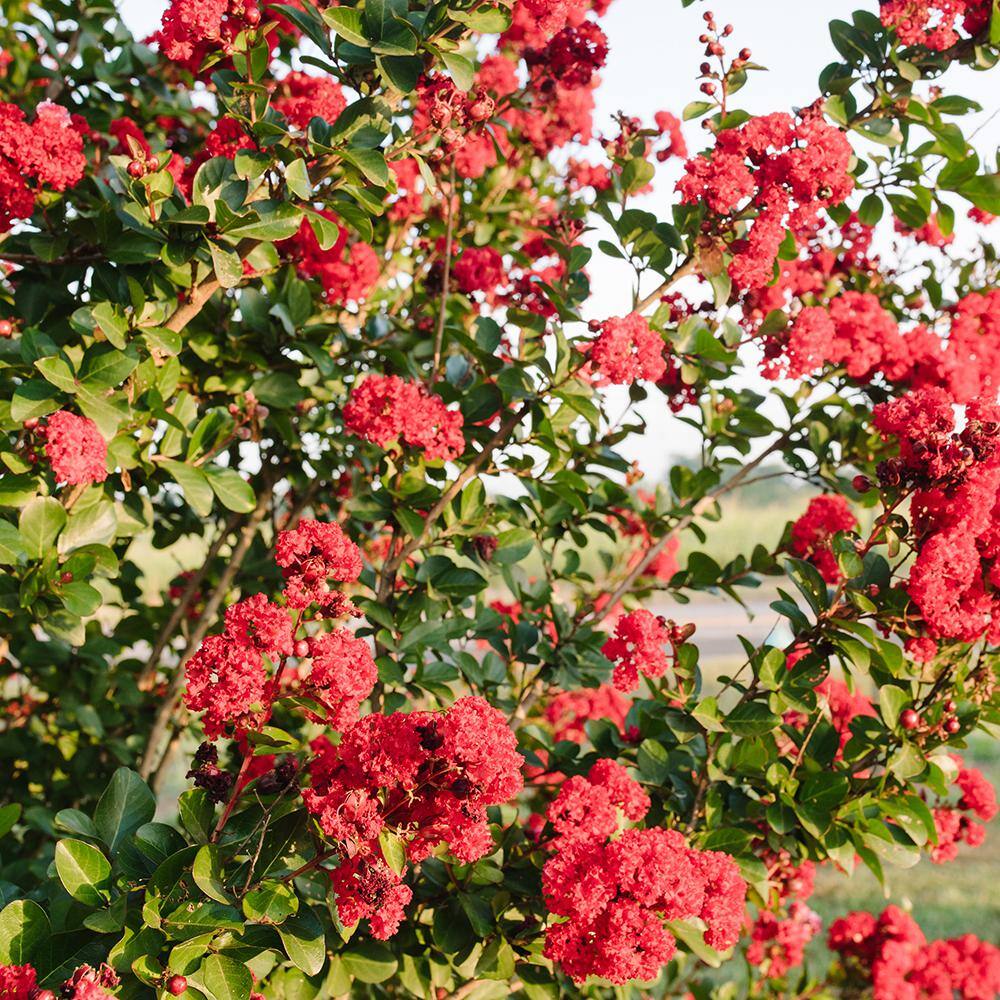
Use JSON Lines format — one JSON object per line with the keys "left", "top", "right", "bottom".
{"left": 120, "top": 1, "right": 1000, "bottom": 479}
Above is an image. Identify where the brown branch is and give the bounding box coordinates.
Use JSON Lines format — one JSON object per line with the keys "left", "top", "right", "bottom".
{"left": 138, "top": 482, "right": 275, "bottom": 780}
{"left": 635, "top": 256, "right": 697, "bottom": 313}
{"left": 166, "top": 276, "right": 223, "bottom": 333}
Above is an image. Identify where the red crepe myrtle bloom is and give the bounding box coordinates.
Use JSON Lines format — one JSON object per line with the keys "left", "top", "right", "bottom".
{"left": 343, "top": 375, "right": 465, "bottom": 462}
{"left": 590, "top": 313, "right": 667, "bottom": 384}
{"left": 542, "top": 763, "right": 746, "bottom": 984}
{"left": 602, "top": 609, "right": 672, "bottom": 691}
{"left": 789, "top": 494, "right": 857, "bottom": 584}
{"left": 43, "top": 411, "right": 108, "bottom": 485}
{"left": 275, "top": 517, "right": 363, "bottom": 611}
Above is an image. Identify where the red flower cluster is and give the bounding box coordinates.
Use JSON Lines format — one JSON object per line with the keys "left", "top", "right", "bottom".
{"left": 590, "top": 313, "right": 667, "bottom": 384}
{"left": 930, "top": 759, "right": 997, "bottom": 863}
{"left": 678, "top": 109, "right": 854, "bottom": 291}
{"left": 880, "top": 0, "right": 991, "bottom": 50}
{"left": 0, "top": 101, "right": 87, "bottom": 231}
{"left": 789, "top": 494, "right": 857, "bottom": 584}
{"left": 503, "top": 0, "right": 593, "bottom": 50}
{"left": 828, "top": 904, "right": 1000, "bottom": 1000}
{"left": 542, "top": 761, "right": 746, "bottom": 984}
{"left": 184, "top": 594, "right": 291, "bottom": 737}
{"left": 601, "top": 608, "right": 672, "bottom": 691}
{"left": 909, "top": 290, "right": 1000, "bottom": 404}
{"left": 303, "top": 628, "right": 378, "bottom": 730}
{"left": 272, "top": 72, "right": 347, "bottom": 130}
{"left": 654, "top": 110, "right": 688, "bottom": 161}
{"left": 343, "top": 374, "right": 465, "bottom": 462}
{"left": 413, "top": 75, "right": 497, "bottom": 164}
{"left": 150, "top": 0, "right": 262, "bottom": 73}
{"left": 525, "top": 21, "right": 609, "bottom": 88}
{"left": 185, "top": 519, "right": 367, "bottom": 738}
{"left": 205, "top": 116, "right": 256, "bottom": 159}
{"left": 274, "top": 517, "right": 363, "bottom": 611}
{"left": 546, "top": 684, "right": 631, "bottom": 743}
{"left": 303, "top": 697, "right": 523, "bottom": 937}
{"left": 42, "top": 410, "right": 108, "bottom": 486}
{"left": 764, "top": 291, "right": 911, "bottom": 382}
{"left": 453, "top": 246, "right": 505, "bottom": 298}
{"left": 747, "top": 901, "right": 822, "bottom": 980}
{"left": 0, "top": 962, "right": 120, "bottom": 1000}
{"left": 279, "top": 214, "right": 379, "bottom": 306}
{"left": 874, "top": 390, "right": 1000, "bottom": 643}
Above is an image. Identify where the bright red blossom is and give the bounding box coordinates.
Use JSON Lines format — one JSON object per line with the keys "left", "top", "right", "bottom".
{"left": 602, "top": 608, "right": 672, "bottom": 691}
{"left": 274, "top": 517, "right": 363, "bottom": 611}
{"left": 44, "top": 410, "right": 108, "bottom": 485}
{"left": 343, "top": 375, "right": 465, "bottom": 461}
{"left": 789, "top": 494, "right": 857, "bottom": 584}
{"left": 590, "top": 313, "right": 667, "bottom": 384}
{"left": 272, "top": 72, "right": 347, "bottom": 130}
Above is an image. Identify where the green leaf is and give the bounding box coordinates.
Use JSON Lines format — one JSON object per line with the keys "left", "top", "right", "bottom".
{"left": 439, "top": 50, "right": 475, "bottom": 91}
{"left": 322, "top": 6, "right": 369, "bottom": 46}
{"left": 341, "top": 940, "right": 397, "bottom": 983}
{"left": 162, "top": 460, "right": 215, "bottom": 517}
{"left": 285, "top": 159, "right": 312, "bottom": 199}
{"left": 192, "top": 845, "right": 230, "bottom": 905}
{"left": 243, "top": 880, "right": 299, "bottom": 924}
{"left": 0, "top": 899, "right": 50, "bottom": 963}
{"left": 206, "top": 467, "right": 256, "bottom": 513}
{"left": 879, "top": 686, "right": 911, "bottom": 731}
{"left": 11, "top": 380, "right": 61, "bottom": 423}
{"left": 277, "top": 908, "right": 326, "bottom": 976}
{"left": 55, "top": 838, "right": 112, "bottom": 907}
{"left": 19, "top": 497, "right": 67, "bottom": 559}
{"left": 210, "top": 242, "right": 243, "bottom": 289}
{"left": 960, "top": 173, "right": 1000, "bottom": 215}
{"left": 0, "top": 521, "right": 26, "bottom": 566}
{"left": 0, "top": 803, "right": 21, "bottom": 838}
{"left": 726, "top": 701, "right": 781, "bottom": 737}
{"left": 179, "top": 789, "right": 215, "bottom": 844}
{"left": 198, "top": 954, "right": 253, "bottom": 1000}
{"left": 378, "top": 829, "right": 406, "bottom": 876}
{"left": 338, "top": 147, "right": 389, "bottom": 186}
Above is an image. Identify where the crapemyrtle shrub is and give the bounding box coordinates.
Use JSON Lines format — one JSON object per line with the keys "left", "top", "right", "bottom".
{"left": 0, "top": 0, "right": 998, "bottom": 997}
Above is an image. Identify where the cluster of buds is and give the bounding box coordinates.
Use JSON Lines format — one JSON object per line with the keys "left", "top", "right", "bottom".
{"left": 662, "top": 617, "right": 697, "bottom": 647}
{"left": 228, "top": 390, "right": 270, "bottom": 441}
{"left": 877, "top": 418, "right": 1000, "bottom": 491}
{"left": 525, "top": 21, "right": 609, "bottom": 89}
{"left": 600, "top": 113, "right": 644, "bottom": 162}
{"left": 900, "top": 697, "right": 961, "bottom": 737}
{"left": 186, "top": 742, "right": 235, "bottom": 804}
{"left": 422, "top": 79, "right": 495, "bottom": 162}
{"left": 695, "top": 10, "right": 751, "bottom": 123}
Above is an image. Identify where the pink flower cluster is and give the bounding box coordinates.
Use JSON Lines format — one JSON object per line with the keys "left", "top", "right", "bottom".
{"left": 36, "top": 410, "right": 108, "bottom": 486}
{"left": 930, "top": 759, "right": 997, "bottom": 863}
{"left": 546, "top": 684, "right": 631, "bottom": 743}
{"left": 185, "top": 519, "right": 368, "bottom": 737}
{"left": 828, "top": 905, "right": 1000, "bottom": 1000}
{"left": 343, "top": 374, "right": 465, "bottom": 462}
{"left": 677, "top": 109, "right": 854, "bottom": 291}
{"left": 453, "top": 246, "right": 505, "bottom": 298}
{"left": 874, "top": 389, "right": 1000, "bottom": 643}
{"left": 0, "top": 101, "right": 87, "bottom": 232}
{"left": 279, "top": 214, "right": 379, "bottom": 306}
{"left": 303, "top": 696, "right": 523, "bottom": 937}
{"left": 541, "top": 760, "right": 746, "bottom": 984}
{"left": 0, "top": 962, "right": 119, "bottom": 1000}
{"left": 590, "top": 313, "right": 667, "bottom": 384}
{"left": 150, "top": 0, "right": 263, "bottom": 73}
{"left": 747, "top": 901, "right": 822, "bottom": 980}
{"left": 601, "top": 608, "right": 673, "bottom": 691}
{"left": 880, "top": 0, "right": 991, "bottom": 50}
{"left": 789, "top": 494, "right": 857, "bottom": 584}
{"left": 272, "top": 72, "right": 347, "bottom": 131}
